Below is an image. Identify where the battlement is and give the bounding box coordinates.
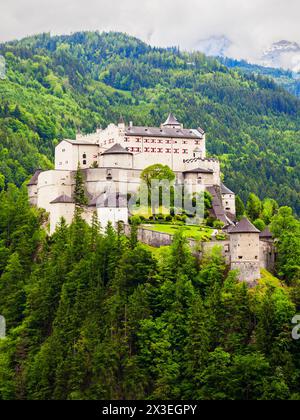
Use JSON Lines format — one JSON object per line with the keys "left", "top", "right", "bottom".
{"left": 183, "top": 157, "right": 219, "bottom": 164}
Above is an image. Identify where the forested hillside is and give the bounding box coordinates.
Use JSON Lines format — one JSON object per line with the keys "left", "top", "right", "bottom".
{"left": 221, "top": 57, "right": 300, "bottom": 98}
{"left": 0, "top": 31, "right": 299, "bottom": 214}
{"left": 0, "top": 186, "right": 300, "bottom": 400}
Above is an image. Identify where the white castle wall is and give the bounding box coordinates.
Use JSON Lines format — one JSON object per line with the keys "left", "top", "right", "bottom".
{"left": 96, "top": 207, "right": 128, "bottom": 228}
{"left": 101, "top": 152, "right": 133, "bottom": 169}
{"left": 50, "top": 202, "right": 75, "bottom": 234}
{"left": 37, "top": 170, "right": 73, "bottom": 213}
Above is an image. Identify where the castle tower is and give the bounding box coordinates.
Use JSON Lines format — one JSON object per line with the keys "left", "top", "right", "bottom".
{"left": 229, "top": 217, "right": 261, "bottom": 285}
{"left": 221, "top": 183, "right": 236, "bottom": 217}
{"left": 49, "top": 194, "right": 75, "bottom": 234}
{"left": 101, "top": 143, "right": 133, "bottom": 169}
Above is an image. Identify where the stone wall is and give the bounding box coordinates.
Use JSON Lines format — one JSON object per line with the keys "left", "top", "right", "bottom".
{"left": 125, "top": 226, "right": 275, "bottom": 279}
{"left": 125, "top": 226, "right": 230, "bottom": 262}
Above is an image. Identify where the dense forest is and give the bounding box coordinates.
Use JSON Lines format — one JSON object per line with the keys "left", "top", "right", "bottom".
{"left": 0, "top": 185, "right": 300, "bottom": 400}
{"left": 221, "top": 57, "right": 300, "bottom": 98}
{"left": 0, "top": 31, "right": 299, "bottom": 214}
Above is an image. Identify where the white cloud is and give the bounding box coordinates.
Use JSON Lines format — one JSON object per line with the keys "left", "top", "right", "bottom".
{"left": 0, "top": 0, "right": 300, "bottom": 62}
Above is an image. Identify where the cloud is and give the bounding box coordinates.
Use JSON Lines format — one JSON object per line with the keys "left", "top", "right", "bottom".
{"left": 0, "top": 0, "right": 300, "bottom": 62}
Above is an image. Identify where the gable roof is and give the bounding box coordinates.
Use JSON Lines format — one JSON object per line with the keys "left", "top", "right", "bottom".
{"left": 162, "top": 113, "right": 181, "bottom": 126}
{"left": 183, "top": 167, "right": 214, "bottom": 174}
{"left": 50, "top": 194, "right": 74, "bottom": 204}
{"left": 229, "top": 217, "right": 260, "bottom": 234}
{"left": 102, "top": 143, "right": 133, "bottom": 155}
{"left": 125, "top": 126, "right": 204, "bottom": 139}
{"left": 63, "top": 139, "right": 96, "bottom": 146}
{"left": 27, "top": 169, "right": 43, "bottom": 186}
{"left": 221, "top": 183, "right": 235, "bottom": 195}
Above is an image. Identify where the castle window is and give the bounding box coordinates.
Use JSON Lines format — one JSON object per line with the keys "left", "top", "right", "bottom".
{"left": 238, "top": 256, "right": 243, "bottom": 260}
{"left": 62, "top": 148, "right": 65, "bottom": 152}
{"left": 151, "top": 148, "right": 156, "bottom": 152}
{"left": 174, "top": 149, "right": 179, "bottom": 154}
{"left": 157, "top": 148, "right": 163, "bottom": 152}
{"left": 124, "top": 137, "right": 128, "bottom": 142}
{"left": 145, "top": 147, "right": 150, "bottom": 152}
{"left": 166, "top": 140, "right": 171, "bottom": 144}
{"left": 158, "top": 139, "right": 163, "bottom": 144}
{"left": 195, "top": 141, "right": 200, "bottom": 145}
{"left": 183, "top": 149, "right": 188, "bottom": 154}
{"left": 151, "top": 139, "right": 156, "bottom": 143}
{"left": 183, "top": 140, "right": 187, "bottom": 144}
{"left": 136, "top": 138, "right": 141, "bottom": 143}
{"left": 166, "top": 148, "right": 171, "bottom": 153}
{"left": 255, "top": 256, "right": 258, "bottom": 260}
{"left": 83, "top": 153, "right": 86, "bottom": 159}
{"left": 83, "top": 160, "right": 87, "bottom": 165}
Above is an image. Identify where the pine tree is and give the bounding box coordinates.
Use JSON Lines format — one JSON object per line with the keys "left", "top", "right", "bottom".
{"left": 73, "top": 165, "right": 88, "bottom": 210}
{"left": 235, "top": 195, "right": 245, "bottom": 220}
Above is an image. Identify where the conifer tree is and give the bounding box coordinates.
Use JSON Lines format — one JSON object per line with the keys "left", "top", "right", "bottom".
{"left": 73, "top": 165, "right": 88, "bottom": 210}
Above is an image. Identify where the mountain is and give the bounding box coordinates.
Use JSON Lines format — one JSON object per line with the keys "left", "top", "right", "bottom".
{"left": 195, "top": 35, "right": 231, "bottom": 57}
{"left": 194, "top": 36, "right": 300, "bottom": 73}
{"left": 0, "top": 31, "right": 299, "bottom": 214}
{"left": 261, "top": 40, "right": 300, "bottom": 72}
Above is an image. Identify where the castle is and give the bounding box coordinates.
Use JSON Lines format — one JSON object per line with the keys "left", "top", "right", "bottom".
{"left": 28, "top": 113, "right": 275, "bottom": 284}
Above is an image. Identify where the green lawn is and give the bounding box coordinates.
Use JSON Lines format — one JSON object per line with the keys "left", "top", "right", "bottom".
{"left": 144, "top": 223, "right": 213, "bottom": 241}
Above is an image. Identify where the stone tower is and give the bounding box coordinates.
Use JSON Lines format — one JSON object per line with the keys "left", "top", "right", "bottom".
{"left": 229, "top": 217, "right": 261, "bottom": 285}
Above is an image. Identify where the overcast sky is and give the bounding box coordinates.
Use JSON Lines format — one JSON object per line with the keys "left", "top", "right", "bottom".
{"left": 1, "top": 0, "right": 299, "bottom": 61}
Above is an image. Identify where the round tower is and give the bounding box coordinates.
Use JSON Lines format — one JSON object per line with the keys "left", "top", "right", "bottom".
{"left": 101, "top": 143, "right": 133, "bottom": 169}
{"left": 229, "top": 217, "right": 261, "bottom": 285}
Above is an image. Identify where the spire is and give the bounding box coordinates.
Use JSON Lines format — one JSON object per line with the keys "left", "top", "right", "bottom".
{"left": 221, "top": 183, "right": 235, "bottom": 195}
{"left": 162, "top": 113, "right": 181, "bottom": 127}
